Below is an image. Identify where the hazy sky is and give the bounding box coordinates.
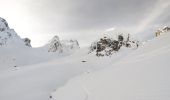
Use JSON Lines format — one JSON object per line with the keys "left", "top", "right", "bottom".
{"left": 0, "top": 0, "right": 170, "bottom": 47}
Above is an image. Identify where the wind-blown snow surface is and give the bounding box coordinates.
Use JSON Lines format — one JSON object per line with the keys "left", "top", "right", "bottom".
{"left": 0, "top": 45, "right": 132, "bottom": 100}
{"left": 0, "top": 26, "right": 169, "bottom": 100}
{"left": 52, "top": 32, "right": 170, "bottom": 100}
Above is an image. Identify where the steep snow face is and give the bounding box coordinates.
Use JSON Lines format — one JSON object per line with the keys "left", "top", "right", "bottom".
{"left": 47, "top": 35, "right": 79, "bottom": 53}
{"left": 0, "top": 17, "right": 30, "bottom": 47}
{"left": 52, "top": 32, "right": 170, "bottom": 100}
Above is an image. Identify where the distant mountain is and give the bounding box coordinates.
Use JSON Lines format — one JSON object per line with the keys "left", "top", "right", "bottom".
{"left": 46, "top": 35, "right": 80, "bottom": 53}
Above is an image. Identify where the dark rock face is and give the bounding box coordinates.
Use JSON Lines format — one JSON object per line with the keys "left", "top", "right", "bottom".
{"left": 118, "top": 35, "right": 124, "bottom": 41}
{"left": 23, "top": 38, "right": 31, "bottom": 47}
{"left": 89, "top": 34, "right": 139, "bottom": 56}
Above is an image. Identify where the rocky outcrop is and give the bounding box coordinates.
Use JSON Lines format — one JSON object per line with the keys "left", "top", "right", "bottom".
{"left": 155, "top": 26, "right": 170, "bottom": 37}
{"left": 22, "top": 38, "right": 31, "bottom": 47}
{"left": 163, "top": 26, "right": 170, "bottom": 32}
{"left": 89, "top": 34, "right": 139, "bottom": 56}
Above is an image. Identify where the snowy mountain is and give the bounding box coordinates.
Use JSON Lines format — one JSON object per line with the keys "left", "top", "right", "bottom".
{"left": 0, "top": 17, "right": 170, "bottom": 100}
{"left": 51, "top": 31, "right": 170, "bottom": 100}
{"left": 0, "top": 18, "right": 79, "bottom": 71}
{"left": 0, "top": 17, "right": 31, "bottom": 47}
{"left": 46, "top": 35, "right": 79, "bottom": 53}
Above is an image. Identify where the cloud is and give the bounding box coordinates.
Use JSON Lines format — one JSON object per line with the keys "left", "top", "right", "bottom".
{"left": 0, "top": 0, "right": 169, "bottom": 47}
{"left": 135, "top": 0, "right": 170, "bottom": 34}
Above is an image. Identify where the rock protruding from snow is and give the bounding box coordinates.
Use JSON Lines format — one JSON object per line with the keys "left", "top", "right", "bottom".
{"left": 89, "top": 33, "right": 139, "bottom": 56}
{"left": 47, "top": 35, "right": 80, "bottom": 53}
{"left": 22, "top": 38, "right": 31, "bottom": 47}
{"left": 155, "top": 26, "right": 170, "bottom": 37}
{"left": 0, "top": 17, "right": 31, "bottom": 47}
{"left": 48, "top": 36, "right": 63, "bottom": 52}
{"left": 163, "top": 26, "right": 170, "bottom": 32}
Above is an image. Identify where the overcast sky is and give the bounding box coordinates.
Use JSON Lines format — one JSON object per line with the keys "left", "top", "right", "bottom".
{"left": 0, "top": 0, "right": 170, "bottom": 47}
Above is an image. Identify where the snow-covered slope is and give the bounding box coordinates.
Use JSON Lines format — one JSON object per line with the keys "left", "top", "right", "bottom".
{"left": 0, "top": 17, "right": 39, "bottom": 70}
{"left": 51, "top": 32, "right": 170, "bottom": 100}
{"left": 0, "top": 17, "right": 31, "bottom": 47}
{"left": 0, "top": 17, "right": 80, "bottom": 71}
{"left": 0, "top": 36, "right": 136, "bottom": 100}
{"left": 0, "top": 46, "right": 118, "bottom": 100}
{"left": 0, "top": 17, "right": 170, "bottom": 100}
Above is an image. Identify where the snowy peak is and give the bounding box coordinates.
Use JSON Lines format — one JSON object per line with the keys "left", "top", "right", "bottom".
{"left": 0, "top": 17, "right": 31, "bottom": 47}
{"left": 0, "top": 17, "right": 9, "bottom": 31}
{"left": 48, "top": 36, "right": 62, "bottom": 52}
{"left": 47, "top": 35, "right": 79, "bottom": 53}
